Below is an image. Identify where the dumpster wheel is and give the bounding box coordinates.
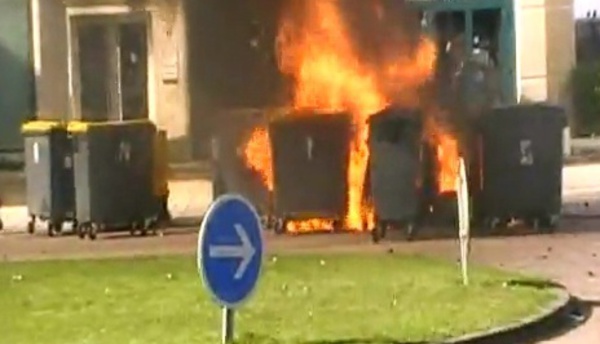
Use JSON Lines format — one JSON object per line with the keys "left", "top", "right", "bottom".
{"left": 260, "top": 215, "right": 274, "bottom": 231}
{"left": 139, "top": 223, "right": 152, "bottom": 237}
{"left": 87, "top": 225, "right": 98, "bottom": 240}
{"left": 131, "top": 219, "right": 158, "bottom": 237}
{"left": 77, "top": 223, "right": 98, "bottom": 240}
{"left": 138, "top": 222, "right": 149, "bottom": 237}
{"left": 405, "top": 222, "right": 416, "bottom": 241}
{"left": 540, "top": 214, "right": 560, "bottom": 233}
{"left": 332, "top": 220, "right": 343, "bottom": 233}
{"left": 129, "top": 222, "right": 141, "bottom": 237}
{"left": 27, "top": 218, "right": 35, "bottom": 235}
{"left": 484, "top": 217, "right": 505, "bottom": 231}
{"left": 144, "top": 218, "right": 159, "bottom": 236}
{"left": 525, "top": 217, "right": 541, "bottom": 231}
{"left": 372, "top": 220, "right": 416, "bottom": 243}
{"left": 371, "top": 221, "right": 386, "bottom": 244}
{"left": 47, "top": 221, "right": 63, "bottom": 237}
{"left": 274, "top": 218, "right": 287, "bottom": 235}
{"left": 526, "top": 215, "right": 559, "bottom": 234}
{"left": 77, "top": 224, "right": 86, "bottom": 239}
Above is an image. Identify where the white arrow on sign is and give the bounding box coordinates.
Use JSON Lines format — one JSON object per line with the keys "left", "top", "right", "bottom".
{"left": 209, "top": 224, "right": 256, "bottom": 280}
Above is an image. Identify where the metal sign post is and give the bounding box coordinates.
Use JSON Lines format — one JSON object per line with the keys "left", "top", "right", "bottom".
{"left": 197, "top": 194, "right": 264, "bottom": 344}
{"left": 456, "top": 157, "right": 471, "bottom": 286}
{"left": 221, "top": 307, "right": 234, "bottom": 343}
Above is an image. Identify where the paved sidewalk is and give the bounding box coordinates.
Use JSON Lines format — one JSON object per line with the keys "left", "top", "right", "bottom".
{"left": 0, "top": 178, "right": 214, "bottom": 231}
{"left": 3, "top": 162, "right": 600, "bottom": 232}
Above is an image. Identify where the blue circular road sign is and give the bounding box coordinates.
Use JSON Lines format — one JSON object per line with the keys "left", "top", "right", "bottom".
{"left": 198, "top": 194, "right": 264, "bottom": 308}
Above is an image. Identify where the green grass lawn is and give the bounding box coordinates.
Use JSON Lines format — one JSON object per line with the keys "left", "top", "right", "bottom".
{"left": 0, "top": 253, "right": 558, "bottom": 344}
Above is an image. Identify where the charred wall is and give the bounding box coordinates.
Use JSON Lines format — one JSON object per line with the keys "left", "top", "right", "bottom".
{"left": 183, "top": 0, "right": 464, "bottom": 159}
{"left": 339, "top": 0, "right": 422, "bottom": 65}
{"left": 185, "top": 0, "right": 287, "bottom": 159}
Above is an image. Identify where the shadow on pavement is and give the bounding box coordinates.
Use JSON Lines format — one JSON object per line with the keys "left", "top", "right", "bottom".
{"left": 169, "top": 216, "right": 203, "bottom": 228}
{"left": 99, "top": 227, "right": 198, "bottom": 240}
{"left": 28, "top": 225, "right": 199, "bottom": 241}
{"left": 581, "top": 299, "right": 600, "bottom": 307}
{"left": 504, "top": 278, "right": 566, "bottom": 290}
{"left": 479, "top": 297, "right": 592, "bottom": 344}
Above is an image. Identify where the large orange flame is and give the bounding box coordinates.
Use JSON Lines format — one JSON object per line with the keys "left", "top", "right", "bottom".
{"left": 243, "top": 0, "right": 458, "bottom": 233}
{"left": 243, "top": 127, "right": 273, "bottom": 191}
{"left": 423, "top": 114, "right": 460, "bottom": 194}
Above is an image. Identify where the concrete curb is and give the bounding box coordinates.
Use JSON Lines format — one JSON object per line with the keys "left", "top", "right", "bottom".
{"left": 444, "top": 285, "right": 574, "bottom": 344}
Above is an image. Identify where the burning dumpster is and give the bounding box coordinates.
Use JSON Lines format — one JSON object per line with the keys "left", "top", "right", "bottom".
{"left": 269, "top": 113, "right": 352, "bottom": 233}
{"left": 480, "top": 103, "right": 566, "bottom": 231}
{"left": 235, "top": 0, "right": 451, "bottom": 235}
{"left": 211, "top": 109, "right": 276, "bottom": 225}
{"left": 419, "top": 118, "right": 460, "bottom": 227}
{"left": 367, "top": 107, "right": 422, "bottom": 242}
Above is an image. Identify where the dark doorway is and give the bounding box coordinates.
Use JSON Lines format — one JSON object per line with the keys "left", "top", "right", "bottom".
{"left": 119, "top": 21, "right": 148, "bottom": 120}
{"left": 72, "top": 14, "right": 149, "bottom": 121}
{"left": 77, "top": 21, "right": 111, "bottom": 121}
{"left": 433, "top": 11, "right": 467, "bottom": 107}
{"left": 473, "top": 9, "right": 501, "bottom": 69}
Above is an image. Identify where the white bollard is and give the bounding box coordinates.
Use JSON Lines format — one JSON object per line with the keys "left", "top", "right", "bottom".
{"left": 563, "top": 127, "right": 572, "bottom": 157}
{"left": 455, "top": 157, "right": 470, "bottom": 286}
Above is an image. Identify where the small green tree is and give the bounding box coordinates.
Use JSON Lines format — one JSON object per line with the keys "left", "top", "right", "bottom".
{"left": 571, "top": 62, "right": 600, "bottom": 136}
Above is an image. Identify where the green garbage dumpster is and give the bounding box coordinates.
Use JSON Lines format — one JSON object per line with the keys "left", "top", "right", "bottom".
{"left": 22, "top": 120, "right": 76, "bottom": 236}
{"left": 68, "top": 120, "right": 158, "bottom": 240}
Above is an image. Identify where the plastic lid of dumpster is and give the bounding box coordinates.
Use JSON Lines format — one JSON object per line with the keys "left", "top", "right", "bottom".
{"left": 270, "top": 111, "right": 351, "bottom": 124}
{"left": 367, "top": 107, "right": 422, "bottom": 124}
{"left": 486, "top": 102, "right": 567, "bottom": 122}
{"left": 21, "top": 120, "right": 64, "bottom": 134}
{"left": 489, "top": 102, "right": 565, "bottom": 113}
{"left": 67, "top": 119, "right": 155, "bottom": 133}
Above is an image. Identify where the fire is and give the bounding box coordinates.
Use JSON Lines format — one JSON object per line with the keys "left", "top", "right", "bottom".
{"left": 243, "top": 127, "right": 273, "bottom": 191}
{"left": 436, "top": 134, "right": 460, "bottom": 193}
{"left": 242, "top": 0, "right": 454, "bottom": 233}
{"left": 424, "top": 114, "right": 460, "bottom": 194}
{"left": 277, "top": 1, "right": 382, "bottom": 232}
{"left": 287, "top": 219, "right": 334, "bottom": 234}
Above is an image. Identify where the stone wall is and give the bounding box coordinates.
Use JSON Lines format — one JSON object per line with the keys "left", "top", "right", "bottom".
{"left": 31, "top": 0, "right": 69, "bottom": 119}
{"left": 545, "top": 0, "right": 576, "bottom": 119}
{"left": 517, "top": 0, "right": 550, "bottom": 102}
{"left": 31, "top": 0, "right": 191, "bottom": 161}
{"left": 516, "top": 0, "right": 576, "bottom": 111}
